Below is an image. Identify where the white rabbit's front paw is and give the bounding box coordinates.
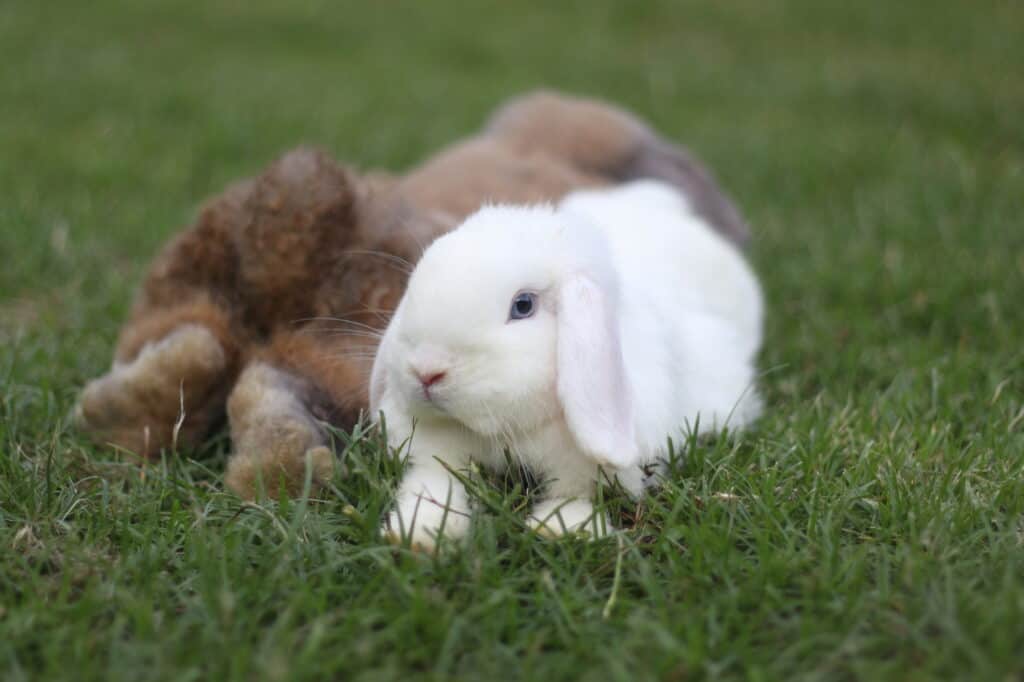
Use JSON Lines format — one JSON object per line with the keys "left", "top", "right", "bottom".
{"left": 529, "top": 498, "right": 610, "bottom": 539}
{"left": 383, "top": 492, "right": 471, "bottom": 553}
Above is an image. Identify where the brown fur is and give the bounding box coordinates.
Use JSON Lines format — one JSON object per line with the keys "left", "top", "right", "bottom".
{"left": 76, "top": 90, "right": 749, "bottom": 498}
{"left": 223, "top": 362, "right": 335, "bottom": 498}
{"left": 77, "top": 324, "right": 231, "bottom": 457}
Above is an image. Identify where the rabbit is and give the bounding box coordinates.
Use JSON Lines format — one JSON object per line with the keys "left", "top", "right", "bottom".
{"left": 74, "top": 90, "right": 752, "bottom": 500}
{"left": 371, "top": 180, "right": 763, "bottom": 550}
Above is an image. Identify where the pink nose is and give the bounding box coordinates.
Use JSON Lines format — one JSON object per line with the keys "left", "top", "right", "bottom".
{"left": 417, "top": 370, "right": 446, "bottom": 390}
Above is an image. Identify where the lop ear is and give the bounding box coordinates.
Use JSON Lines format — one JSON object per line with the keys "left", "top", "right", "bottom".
{"left": 556, "top": 274, "right": 638, "bottom": 468}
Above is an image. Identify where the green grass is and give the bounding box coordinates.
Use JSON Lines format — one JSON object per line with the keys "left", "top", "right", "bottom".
{"left": 2, "top": 0, "right": 1023, "bottom": 679}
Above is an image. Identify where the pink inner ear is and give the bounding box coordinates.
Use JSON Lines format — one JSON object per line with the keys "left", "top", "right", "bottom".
{"left": 556, "top": 274, "right": 638, "bottom": 468}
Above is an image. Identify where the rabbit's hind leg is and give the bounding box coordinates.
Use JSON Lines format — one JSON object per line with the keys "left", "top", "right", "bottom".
{"left": 221, "top": 325, "right": 375, "bottom": 499}
{"left": 222, "top": 361, "right": 338, "bottom": 500}
{"left": 75, "top": 301, "right": 239, "bottom": 458}
{"left": 76, "top": 175, "right": 252, "bottom": 457}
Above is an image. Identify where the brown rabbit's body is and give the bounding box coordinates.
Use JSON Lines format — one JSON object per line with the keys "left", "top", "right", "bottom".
{"left": 76, "top": 91, "right": 748, "bottom": 498}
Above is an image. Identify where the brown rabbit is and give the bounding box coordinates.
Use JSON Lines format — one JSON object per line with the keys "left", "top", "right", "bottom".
{"left": 75, "top": 90, "right": 749, "bottom": 499}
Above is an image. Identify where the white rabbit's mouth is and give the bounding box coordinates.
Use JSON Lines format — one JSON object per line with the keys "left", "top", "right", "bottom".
{"left": 402, "top": 377, "right": 486, "bottom": 432}
{"left": 418, "top": 389, "right": 450, "bottom": 414}
{"left": 407, "top": 385, "right": 450, "bottom": 417}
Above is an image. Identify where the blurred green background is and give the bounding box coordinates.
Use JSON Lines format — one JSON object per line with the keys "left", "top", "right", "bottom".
{"left": 1, "top": 1, "right": 1022, "bottom": 680}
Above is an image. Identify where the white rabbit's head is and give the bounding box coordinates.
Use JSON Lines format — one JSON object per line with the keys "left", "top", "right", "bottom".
{"left": 372, "top": 204, "right": 638, "bottom": 467}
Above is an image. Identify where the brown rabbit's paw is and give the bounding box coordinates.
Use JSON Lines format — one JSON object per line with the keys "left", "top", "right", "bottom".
{"left": 224, "top": 363, "right": 336, "bottom": 499}
{"left": 224, "top": 443, "right": 336, "bottom": 500}
{"left": 75, "top": 324, "right": 228, "bottom": 456}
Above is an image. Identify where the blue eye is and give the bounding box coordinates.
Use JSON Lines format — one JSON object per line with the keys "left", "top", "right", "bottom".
{"left": 509, "top": 292, "right": 537, "bottom": 320}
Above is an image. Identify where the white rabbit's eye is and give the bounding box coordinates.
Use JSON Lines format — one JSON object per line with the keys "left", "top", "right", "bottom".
{"left": 509, "top": 292, "right": 537, "bottom": 321}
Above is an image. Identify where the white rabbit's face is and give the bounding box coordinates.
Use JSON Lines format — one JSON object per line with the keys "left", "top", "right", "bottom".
{"left": 383, "top": 206, "right": 569, "bottom": 436}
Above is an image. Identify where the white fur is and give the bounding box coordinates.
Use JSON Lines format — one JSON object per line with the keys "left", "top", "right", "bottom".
{"left": 371, "top": 180, "right": 763, "bottom": 549}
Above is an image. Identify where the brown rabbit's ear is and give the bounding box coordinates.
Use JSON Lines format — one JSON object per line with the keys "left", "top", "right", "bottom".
{"left": 556, "top": 273, "right": 639, "bottom": 469}
{"left": 236, "top": 148, "right": 362, "bottom": 324}
{"left": 623, "top": 138, "right": 751, "bottom": 248}
{"left": 485, "top": 90, "right": 644, "bottom": 176}
{"left": 242, "top": 147, "right": 360, "bottom": 254}
{"left": 486, "top": 90, "right": 750, "bottom": 248}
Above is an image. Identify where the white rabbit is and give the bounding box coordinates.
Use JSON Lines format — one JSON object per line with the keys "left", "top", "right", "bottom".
{"left": 370, "top": 180, "right": 763, "bottom": 550}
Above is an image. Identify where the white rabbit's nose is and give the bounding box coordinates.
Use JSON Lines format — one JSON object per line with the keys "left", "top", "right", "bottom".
{"left": 415, "top": 370, "right": 447, "bottom": 390}
{"left": 408, "top": 345, "right": 453, "bottom": 396}
{"left": 411, "top": 365, "right": 447, "bottom": 401}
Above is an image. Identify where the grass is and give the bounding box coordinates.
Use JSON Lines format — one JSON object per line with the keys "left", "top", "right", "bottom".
{"left": 2, "top": 0, "right": 1023, "bottom": 679}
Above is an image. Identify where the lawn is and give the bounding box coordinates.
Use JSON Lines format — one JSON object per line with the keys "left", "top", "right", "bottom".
{"left": 2, "top": 0, "right": 1023, "bottom": 680}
